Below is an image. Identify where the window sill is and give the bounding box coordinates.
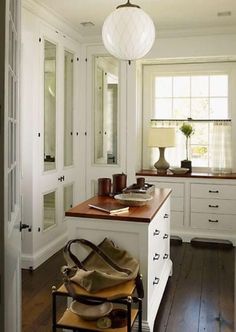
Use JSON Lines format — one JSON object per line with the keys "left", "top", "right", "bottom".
{"left": 136, "top": 169, "right": 236, "bottom": 180}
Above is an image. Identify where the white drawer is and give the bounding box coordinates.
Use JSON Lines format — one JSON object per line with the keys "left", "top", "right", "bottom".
{"left": 171, "top": 197, "right": 184, "bottom": 211}
{"left": 148, "top": 246, "right": 169, "bottom": 302}
{"left": 191, "top": 212, "right": 236, "bottom": 231}
{"left": 171, "top": 211, "right": 184, "bottom": 228}
{"left": 191, "top": 198, "right": 236, "bottom": 215}
{"left": 150, "top": 181, "right": 184, "bottom": 197}
{"left": 191, "top": 183, "right": 236, "bottom": 200}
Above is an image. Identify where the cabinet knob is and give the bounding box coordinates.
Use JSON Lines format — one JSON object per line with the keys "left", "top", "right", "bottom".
{"left": 153, "top": 253, "right": 160, "bottom": 261}
{"left": 153, "top": 229, "right": 160, "bottom": 236}
{"left": 208, "top": 204, "right": 219, "bottom": 208}
{"left": 208, "top": 219, "right": 219, "bottom": 223}
{"left": 163, "top": 213, "right": 169, "bottom": 219}
{"left": 163, "top": 253, "right": 169, "bottom": 259}
{"left": 209, "top": 190, "right": 219, "bottom": 193}
{"left": 153, "top": 277, "right": 160, "bottom": 285}
{"left": 163, "top": 233, "right": 169, "bottom": 239}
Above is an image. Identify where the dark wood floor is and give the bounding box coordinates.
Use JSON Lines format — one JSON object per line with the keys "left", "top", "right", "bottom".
{"left": 22, "top": 243, "right": 235, "bottom": 332}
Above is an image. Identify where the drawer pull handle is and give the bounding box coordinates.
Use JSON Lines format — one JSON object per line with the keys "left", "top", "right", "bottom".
{"left": 153, "top": 277, "right": 160, "bottom": 285}
{"left": 163, "top": 253, "right": 169, "bottom": 259}
{"left": 208, "top": 204, "right": 219, "bottom": 208}
{"left": 209, "top": 190, "right": 219, "bottom": 193}
{"left": 153, "top": 230, "right": 160, "bottom": 236}
{"left": 163, "top": 234, "right": 169, "bottom": 239}
{"left": 208, "top": 219, "right": 219, "bottom": 223}
{"left": 163, "top": 214, "right": 169, "bottom": 219}
{"left": 153, "top": 253, "right": 160, "bottom": 261}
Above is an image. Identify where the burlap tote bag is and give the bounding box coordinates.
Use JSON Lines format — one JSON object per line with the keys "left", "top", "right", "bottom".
{"left": 62, "top": 238, "right": 143, "bottom": 295}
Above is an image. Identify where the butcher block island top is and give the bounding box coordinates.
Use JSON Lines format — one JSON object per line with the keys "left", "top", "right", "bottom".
{"left": 65, "top": 188, "right": 171, "bottom": 223}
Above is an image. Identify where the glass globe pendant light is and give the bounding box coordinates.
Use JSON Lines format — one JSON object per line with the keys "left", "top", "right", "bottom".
{"left": 102, "top": 0, "right": 155, "bottom": 61}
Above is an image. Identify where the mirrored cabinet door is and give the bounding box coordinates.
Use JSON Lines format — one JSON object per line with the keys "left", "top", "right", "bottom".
{"left": 43, "top": 191, "right": 56, "bottom": 230}
{"left": 44, "top": 40, "right": 56, "bottom": 172}
{"left": 64, "top": 183, "right": 73, "bottom": 212}
{"left": 64, "top": 50, "right": 74, "bottom": 167}
{"left": 94, "top": 56, "right": 119, "bottom": 165}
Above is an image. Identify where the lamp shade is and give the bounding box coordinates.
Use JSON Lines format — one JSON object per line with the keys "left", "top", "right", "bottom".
{"left": 148, "top": 127, "right": 176, "bottom": 148}
{"left": 102, "top": 4, "right": 155, "bottom": 61}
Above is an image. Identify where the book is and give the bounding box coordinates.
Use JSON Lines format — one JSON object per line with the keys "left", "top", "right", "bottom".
{"left": 88, "top": 202, "right": 129, "bottom": 215}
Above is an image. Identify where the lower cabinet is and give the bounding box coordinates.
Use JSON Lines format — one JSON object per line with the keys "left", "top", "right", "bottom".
{"left": 66, "top": 197, "right": 172, "bottom": 332}
{"left": 143, "top": 175, "right": 236, "bottom": 246}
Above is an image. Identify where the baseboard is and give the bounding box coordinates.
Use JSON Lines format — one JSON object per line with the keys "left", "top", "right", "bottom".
{"left": 21, "top": 233, "right": 67, "bottom": 270}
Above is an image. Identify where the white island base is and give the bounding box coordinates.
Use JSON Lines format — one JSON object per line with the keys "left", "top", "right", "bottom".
{"left": 65, "top": 189, "right": 172, "bottom": 332}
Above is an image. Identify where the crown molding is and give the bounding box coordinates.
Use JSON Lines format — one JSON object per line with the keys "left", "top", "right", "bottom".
{"left": 22, "top": 0, "right": 82, "bottom": 43}
{"left": 157, "top": 25, "right": 236, "bottom": 38}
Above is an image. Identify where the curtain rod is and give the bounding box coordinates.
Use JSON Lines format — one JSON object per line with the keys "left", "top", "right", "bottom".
{"left": 151, "top": 119, "right": 232, "bottom": 122}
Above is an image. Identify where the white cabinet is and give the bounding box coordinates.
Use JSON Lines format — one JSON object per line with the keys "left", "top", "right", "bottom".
{"left": 146, "top": 181, "right": 185, "bottom": 229}
{"left": 66, "top": 195, "right": 172, "bottom": 332}
{"left": 21, "top": 14, "right": 85, "bottom": 269}
{"left": 141, "top": 174, "right": 236, "bottom": 246}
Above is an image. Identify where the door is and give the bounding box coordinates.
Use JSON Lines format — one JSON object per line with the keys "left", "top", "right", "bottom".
{"left": 1, "top": 0, "right": 21, "bottom": 331}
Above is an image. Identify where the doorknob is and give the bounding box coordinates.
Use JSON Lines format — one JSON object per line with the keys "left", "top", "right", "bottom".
{"left": 20, "top": 222, "right": 30, "bottom": 232}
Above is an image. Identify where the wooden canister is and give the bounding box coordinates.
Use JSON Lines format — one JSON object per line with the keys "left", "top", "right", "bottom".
{"left": 136, "top": 177, "right": 145, "bottom": 188}
{"left": 98, "top": 178, "right": 111, "bottom": 196}
{"left": 112, "top": 173, "right": 127, "bottom": 195}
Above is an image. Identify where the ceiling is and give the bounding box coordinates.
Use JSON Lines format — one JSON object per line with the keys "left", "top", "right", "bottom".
{"left": 34, "top": 0, "right": 236, "bottom": 38}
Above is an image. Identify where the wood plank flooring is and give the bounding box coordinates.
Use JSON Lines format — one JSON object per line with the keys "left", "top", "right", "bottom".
{"left": 22, "top": 243, "right": 235, "bottom": 332}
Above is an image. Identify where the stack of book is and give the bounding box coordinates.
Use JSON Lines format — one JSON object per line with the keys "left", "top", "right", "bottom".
{"left": 88, "top": 202, "right": 129, "bottom": 215}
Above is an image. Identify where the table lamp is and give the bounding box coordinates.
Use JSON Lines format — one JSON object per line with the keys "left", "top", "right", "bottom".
{"left": 148, "top": 127, "right": 176, "bottom": 174}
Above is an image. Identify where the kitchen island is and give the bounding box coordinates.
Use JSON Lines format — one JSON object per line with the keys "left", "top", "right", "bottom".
{"left": 65, "top": 188, "right": 172, "bottom": 332}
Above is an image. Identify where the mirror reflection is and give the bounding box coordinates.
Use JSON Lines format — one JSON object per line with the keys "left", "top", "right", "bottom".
{"left": 43, "top": 191, "right": 56, "bottom": 230}
{"left": 44, "top": 40, "right": 56, "bottom": 171}
{"left": 64, "top": 184, "right": 73, "bottom": 212}
{"left": 94, "top": 56, "right": 119, "bottom": 165}
{"left": 64, "top": 50, "right": 74, "bottom": 167}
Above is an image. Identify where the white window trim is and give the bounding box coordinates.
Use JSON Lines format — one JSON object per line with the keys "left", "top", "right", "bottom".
{"left": 142, "top": 61, "right": 236, "bottom": 172}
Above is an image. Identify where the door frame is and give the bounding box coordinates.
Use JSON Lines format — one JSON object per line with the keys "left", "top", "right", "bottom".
{"left": 0, "top": 0, "right": 6, "bottom": 330}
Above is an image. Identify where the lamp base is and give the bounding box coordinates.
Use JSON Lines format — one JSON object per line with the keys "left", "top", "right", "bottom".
{"left": 154, "top": 147, "right": 170, "bottom": 174}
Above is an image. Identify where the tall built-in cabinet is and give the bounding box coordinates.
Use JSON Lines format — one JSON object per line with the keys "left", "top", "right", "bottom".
{"left": 21, "top": 8, "right": 84, "bottom": 269}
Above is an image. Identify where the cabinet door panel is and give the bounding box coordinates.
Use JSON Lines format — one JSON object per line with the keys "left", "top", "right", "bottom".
{"left": 171, "top": 211, "right": 184, "bottom": 228}
{"left": 150, "top": 181, "right": 184, "bottom": 197}
{"left": 171, "top": 197, "right": 184, "bottom": 211}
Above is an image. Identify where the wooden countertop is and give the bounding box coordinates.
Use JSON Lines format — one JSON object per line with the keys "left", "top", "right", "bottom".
{"left": 136, "top": 169, "right": 236, "bottom": 179}
{"left": 65, "top": 188, "right": 171, "bottom": 223}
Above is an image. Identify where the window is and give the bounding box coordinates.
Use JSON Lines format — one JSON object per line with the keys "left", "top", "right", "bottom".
{"left": 142, "top": 62, "right": 235, "bottom": 172}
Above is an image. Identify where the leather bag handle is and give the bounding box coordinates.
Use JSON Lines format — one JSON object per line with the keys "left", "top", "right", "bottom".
{"left": 63, "top": 238, "right": 132, "bottom": 275}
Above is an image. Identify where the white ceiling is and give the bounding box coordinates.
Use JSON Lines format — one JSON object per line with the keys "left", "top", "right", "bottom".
{"left": 34, "top": 0, "right": 236, "bottom": 37}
